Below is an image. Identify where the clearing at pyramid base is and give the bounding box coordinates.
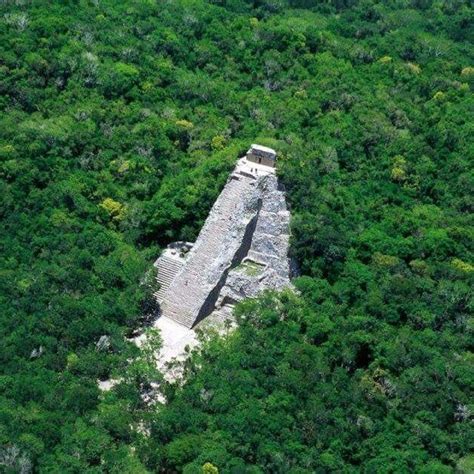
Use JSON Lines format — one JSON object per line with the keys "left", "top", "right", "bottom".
{"left": 149, "top": 145, "right": 292, "bottom": 370}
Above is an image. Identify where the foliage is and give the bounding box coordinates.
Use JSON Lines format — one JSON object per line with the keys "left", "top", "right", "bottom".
{"left": 145, "top": 285, "right": 473, "bottom": 472}
{"left": 0, "top": 0, "right": 472, "bottom": 471}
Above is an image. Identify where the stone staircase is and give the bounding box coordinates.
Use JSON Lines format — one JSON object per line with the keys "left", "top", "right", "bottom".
{"left": 159, "top": 173, "right": 258, "bottom": 328}
{"left": 154, "top": 255, "right": 184, "bottom": 303}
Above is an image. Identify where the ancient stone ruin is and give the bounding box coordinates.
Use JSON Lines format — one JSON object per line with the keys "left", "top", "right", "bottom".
{"left": 154, "top": 145, "right": 291, "bottom": 329}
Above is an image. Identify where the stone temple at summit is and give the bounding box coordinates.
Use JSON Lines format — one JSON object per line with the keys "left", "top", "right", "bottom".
{"left": 153, "top": 144, "right": 292, "bottom": 329}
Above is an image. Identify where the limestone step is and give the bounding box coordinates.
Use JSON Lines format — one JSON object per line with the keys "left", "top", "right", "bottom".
{"left": 157, "top": 277, "right": 179, "bottom": 287}
{"left": 157, "top": 277, "right": 178, "bottom": 287}
{"left": 157, "top": 269, "right": 180, "bottom": 281}
{"left": 158, "top": 261, "right": 183, "bottom": 272}
{"left": 155, "top": 256, "right": 185, "bottom": 303}
{"left": 157, "top": 275, "right": 180, "bottom": 287}
{"left": 157, "top": 256, "right": 184, "bottom": 269}
{"left": 156, "top": 260, "right": 183, "bottom": 274}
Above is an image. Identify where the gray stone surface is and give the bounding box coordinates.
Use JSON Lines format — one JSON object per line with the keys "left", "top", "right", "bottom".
{"left": 154, "top": 254, "right": 185, "bottom": 303}
{"left": 217, "top": 174, "right": 291, "bottom": 309}
{"left": 156, "top": 156, "right": 291, "bottom": 329}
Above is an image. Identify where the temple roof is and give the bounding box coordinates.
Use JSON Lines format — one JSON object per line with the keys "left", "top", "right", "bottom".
{"left": 249, "top": 144, "right": 277, "bottom": 156}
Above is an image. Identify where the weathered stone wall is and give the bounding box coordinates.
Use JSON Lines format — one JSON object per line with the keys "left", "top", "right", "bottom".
{"left": 247, "top": 154, "right": 276, "bottom": 168}
{"left": 217, "top": 174, "right": 291, "bottom": 309}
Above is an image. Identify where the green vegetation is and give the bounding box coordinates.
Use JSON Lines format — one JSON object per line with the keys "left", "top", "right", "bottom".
{"left": 0, "top": 0, "right": 472, "bottom": 472}
{"left": 237, "top": 260, "right": 266, "bottom": 276}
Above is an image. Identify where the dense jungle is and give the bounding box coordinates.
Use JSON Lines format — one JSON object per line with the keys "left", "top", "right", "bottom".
{"left": 0, "top": 0, "right": 473, "bottom": 472}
